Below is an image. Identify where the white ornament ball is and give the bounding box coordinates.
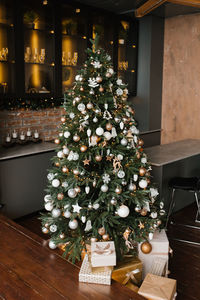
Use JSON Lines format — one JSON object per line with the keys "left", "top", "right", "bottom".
{"left": 117, "top": 205, "right": 130, "bottom": 218}
{"left": 96, "top": 127, "right": 104, "bottom": 136}
{"left": 42, "top": 227, "right": 49, "bottom": 234}
{"left": 45, "top": 202, "right": 53, "bottom": 211}
{"left": 104, "top": 131, "right": 112, "bottom": 140}
{"left": 64, "top": 210, "right": 71, "bottom": 218}
{"left": 50, "top": 224, "right": 57, "bottom": 232}
{"left": 151, "top": 212, "right": 158, "bottom": 219}
{"left": 47, "top": 173, "right": 54, "bottom": 181}
{"left": 77, "top": 103, "right": 85, "bottom": 112}
{"left": 93, "top": 203, "right": 100, "bottom": 210}
{"left": 63, "top": 147, "right": 69, "bottom": 155}
{"left": 69, "top": 112, "right": 75, "bottom": 119}
{"left": 62, "top": 181, "right": 68, "bottom": 188}
{"left": 121, "top": 138, "right": 128, "bottom": 146}
{"left": 117, "top": 154, "right": 123, "bottom": 160}
{"left": 128, "top": 183, "right": 136, "bottom": 191}
{"left": 52, "top": 208, "right": 61, "bottom": 218}
{"left": 64, "top": 131, "right": 71, "bottom": 138}
{"left": 139, "top": 179, "right": 148, "bottom": 189}
{"left": 115, "top": 117, "right": 121, "bottom": 123}
{"left": 49, "top": 240, "right": 57, "bottom": 249}
{"left": 101, "top": 184, "right": 108, "bottom": 192}
{"left": 117, "top": 170, "right": 125, "bottom": 179}
{"left": 111, "top": 197, "right": 117, "bottom": 205}
{"left": 44, "top": 194, "right": 52, "bottom": 202}
{"left": 57, "top": 151, "right": 64, "bottom": 158}
{"left": 93, "top": 117, "right": 98, "bottom": 123}
{"left": 73, "top": 152, "right": 79, "bottom": 160}
{"left": 68, "top": 189, "right": 77, "bottom": 198}
{"left": 52, "top": 179, "right": 60, "bottom": 188}
{"left": 69, "top": 219, "right": 78, "bottom": 230}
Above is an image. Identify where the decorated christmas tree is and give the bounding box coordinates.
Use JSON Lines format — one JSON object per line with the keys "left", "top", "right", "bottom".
{"left": 40, "top": 36, "right": 165, "bottom": 262}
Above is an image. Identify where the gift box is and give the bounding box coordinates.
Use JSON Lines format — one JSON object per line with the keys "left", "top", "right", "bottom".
{"left": 79, "top": 254, "right": 113, "bottom": 285}
{"left": 112, "top": 257, "right": 142, "bottom": 287}
{"left": 91, "top": 241, "right": 116, "bottom": 267}
{"left": 138, "top": 230, "right": 169, "bottom": 278}
{"left": 138, "top": 273, "right": 177, "bottom": 300}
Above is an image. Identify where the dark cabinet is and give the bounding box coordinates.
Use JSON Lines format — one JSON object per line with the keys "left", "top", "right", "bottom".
{"left": 0, "top": 0, "right": 138, "bottom": 108}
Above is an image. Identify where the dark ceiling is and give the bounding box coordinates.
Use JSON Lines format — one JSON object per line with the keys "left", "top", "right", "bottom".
{"left": 76, "top": 0, "right": 200, "bottom": 18}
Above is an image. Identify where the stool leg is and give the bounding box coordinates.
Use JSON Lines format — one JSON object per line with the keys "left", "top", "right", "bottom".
{"left": 194, "top": 192, "right": 200, "bottom": 222}
{"left": 166, "top": 188, "right": 176, "bottom": 227}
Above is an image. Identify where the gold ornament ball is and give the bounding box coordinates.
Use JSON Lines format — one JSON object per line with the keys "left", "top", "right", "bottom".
{"left": 80, "top": 145, "right": 87, "bottom": 152}
{"left": 75, "top": 186, "right": 81, "bottom": 193}
{"left": 139, "top": 167, "right": 146, "bottom": 176}
{"left": 138, "top": 139, "right": 144, "bottom": 146}
{"left": 62, "top": 166, "right": 68, "bottom": 173}
{"left": 157, "top": 220, "right": 162, "bottom": 226}
{"left": 95, "top": 155, "right": 102, "bottom": 162}
{"left": 57, "top": 193, "right": 64, "bottom": 200}
{"left": 59, "top": 233, "right": 65, "bottom": 239}
{"left": 45, "top": 223, "right": 49, "bottom": 228}
{"left": 61, "top": 116, "right": 66, "bottom": 123}
{"left": 96, "top": 76, "right": 102, "bottom": 83}
{"left": 106, "top": 123, "right": 112, "bottom": 131}
{"left": 99, "top": 86, "right": 104, "bottom": 92}
{"left": 140, "top": 208, "right": 147, "bottom": 216}
{"left": 55, "top": 162, "right": 60, "bottom": 167}
{"left": 147, "top": 178, "right": 151, "bottom": 184}
{"left": 80, "top": 86, "right": 84, "bottom": 91}
{"left": 141, "top": 241, "right": 152, "bottom": 254}
{"left": 98, "top": 227, "right": 106, "bottom": 236}
{"left": 102, "top": 233, "right": 109, "bottom": 240}
{"left": 54, "top": 138, "right": 60, "bottom": 145}
{"left": 73, "top": 134, "right": 80, "bottom": 142}
{"left": 115, "top": 186, "right": 122, "bottom": 194}
{"left": 136, "top": 152, "right": 141, "bottom": 159}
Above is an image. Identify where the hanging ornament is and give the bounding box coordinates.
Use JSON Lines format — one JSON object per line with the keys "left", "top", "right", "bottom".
{"left": 50, "top": 224, "right": 57, "bottom": 232}
{"left": 88, "top": 202, "right": 93, "bottom": 209}
{"left": 85, "top": 186, "right": 90, "bottom": 194}
{"left": 104, "top": 131, "right": 112, "bottom": 140}
{"left": 110, "top": 197, "right": 117, "bottom": 205}
{"left": 55, "top": 161, "right": 60, "bottom": 167}
{"left": 80, "top": 86, "right": 84, "bottom": 92}
{"left": 99, "top": 86, "right": 104, "bottom": 92}
{"left": 115, "top": 117, "right": 121, "bottom": 123}
{"left": 106, "top": 155, "right": 113, "bottom": 161}
{"left": 139, "top": 167, "right": 146, "bottom": 176}
{"left": 96, "top": 75, "right": 102, "bottom": 83}
{"left": 138, "top": 222, "right": 145, "bottom": 229}
{"left": 68, "top": 188, "right": 77, "bottom": 198}
{"left": 93, "top": 179, "right": 97, "bottom": 187}
{"left": 128, "top": 182, "right": 136, "bottom": 191}
{"left": 77, "top": 103, "right": 86, "bottom": 112}
{"left": 74, "top": 96, "right": 81, "bottom": 103}
{"left": 117, "top": 205, "right": 130, "bottom": 218}
{"left": 101, "top": 184, "right": 108, "bottom": 192}
{"left": 103, "top": 103, "right": 112, "bottom": 120}
{"left": 64, "top": 210, "right": 71, "bottom": 218}
{"left": 102, "top": 233, "right": 110, "bottom": 240}
{"left": 140, "top": 208, "right": 148, "bottom": 216}
{"left": 139, "top": 179, "right": 148, "bottom": 189}
{"left": 140, "top": 241, "right": 152, "bottom": 254}
{"left": 83, "top": 158, "right": 90, "bottom": 165}
{"left": 95, "top": 155, "right": 102, "bottom": 162}
{"left": 73, "top": 134, "right": 80, "bottom": 142}
{"left": 135, "top": 205, "right": 141, "bottom": 212}
{"left": 89, "top": 88, "right": 94, "bottom": 95}
{"left": 73, "top": 169, "right": 80, "bottom": 175}
{"left": 122, "top": 179, "right": 127, "bottom": 186}
{"left": 98, "top": 227, "right": 106, "bottom": 236}
{"left": 69, "top": 112, "right": 75, "bottom": 119}
{"left": 72, "top": 203, "right": 82, "bottom": 213}
{"left": 120, "top": 121, "right": 124, "bottom": 130}
{"left": 160, "top": 209, "right": 165, "bottom": 216}
{"left": 87, "top": 129, "right": 92, "bottom": 137}
{"left": 52, "top": 179, "right": 60, "bottom": 188}
{"left": 133, "top": 174, "right": 138, "bottom": 182}
{"left": 62, "top": 166, "right": 68, "bottom": 173}
{"left": 93, "top": 117, "right": 98, "bottom": 123}
{"left": 157, "top": 220, "right": 162, "bottom": 226}
{"left": 111, "top": 127, "right": 117, "bottom": 138}
{"left": 93, "top": 203, "right": 100, "bottom": 210}
{"left": 136, "top": 152, "right": 141, "bottom": 159}
{"left": 47, "top": 173, "right": 54, "bottom": 181}
{"left": 69, "top": 219, "right": 78, "bottom": 230}
{"left": 49, "top": 240, "right": 57, "bottom": 249}
{"left": 45, "top": 202, "right": 53, "bottom": 211}
{"left": 149, "top": 233, "right": 154, "bottom": 240}
{"left": 44, "top": 194, "right": 52, "bottom": 202}
{"left": 59, "top": 233, "right": 65, "bottom": 239}
{"left": 151, "top": 212, "right": 158, "bottom": 219}
{"left": 113, "top": 157, "right": 122, "bottom": 172}
{"left": 80, "top": 145, "right": 87, "bottom": 152}
{"left": 85, "top": 220, "right": 92, "bottom": 232}
{"left": 75, "top": 186, "right": 81, "bottom": 193}
{"left": 63, "top": 147, "right": 69, "bottom": 155}
{"left": 57, "top": 193, "right": 64, "bottom": 200}
{"left": 115, "top": 186, "right": 122, "bottom": 194}
{"left": 54, "top": 138, "right": 60, "bottom": 144}
{"left": 61, "top": 116, "right": 66, "bottom": 123}
{"left": 96, "top": 127, "right": 104, "bottom": 136}
{"left": 138, "top": 139, "right": 144, "bottom": 146}
{"left": 91, "top": 237, "right": 97, "bottom": 243}
{"left": 64, "top": 131, "right": 71, "bottom": 138}
{"left": 75, "top": 74, "right": 83, "bottom": 81}
{"left": 87, "top": 102, "right": 93, "bottom": 109}
{"left": 42, "top": 227, "right": 49, "bottom": 234}
{"left": 121, "top": 138, "right": 128, "bottom": 146}
{"left": 52, "top": 208, "right": 61, "bottom": 218}
{"left": 81, "top": 216, "right": 86, "bottom": 223}
{"left": 62, "top": 181, "right": 68, "bottom": 188}
{"left": 106, "top": 123, "right": 112, "bottom": 131}
{"left": 102, "top": 173, "right": 111, "bottom": 184}
{"left": 117, "top": 170, "right": 125, "bottom": 179}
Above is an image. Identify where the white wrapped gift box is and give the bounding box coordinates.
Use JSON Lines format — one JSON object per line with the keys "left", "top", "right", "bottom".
{"left": 79, "top": 254, "right": 112, "bottom": 285}
{"left": 91, "top": 241, "right": 116, "bottom": 267}
{"left": 138, "top": 230, "right": 169, "bottom": 279}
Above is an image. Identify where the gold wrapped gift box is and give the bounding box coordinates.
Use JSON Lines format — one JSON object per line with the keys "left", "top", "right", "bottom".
{"left": 112, "top": 257, "right": 142, "bottom": 290}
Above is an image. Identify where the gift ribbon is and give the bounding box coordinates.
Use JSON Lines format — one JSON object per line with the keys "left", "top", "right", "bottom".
{"left": 93, "top": 244, "right": 113, "bottom": 256}
{"left": 122, "top": 268, "right": 140, "bottom": 286}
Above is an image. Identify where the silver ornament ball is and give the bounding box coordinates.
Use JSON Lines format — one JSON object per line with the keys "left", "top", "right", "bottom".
{"left": 69, "top": 219, "right": 78, "bottom": 230}
{"left": 68, "top": 188, "right": 77, "bottom": 198}
{"left": 49, "top": 240, "right": 57, "bottom": 249}
{"left": 52, "top": 208, "right": 61, "bottom": 218}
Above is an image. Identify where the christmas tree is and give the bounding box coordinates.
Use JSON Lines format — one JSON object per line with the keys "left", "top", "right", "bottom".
{"left": 41, "top": 36, "right": 165, "bottom": 262}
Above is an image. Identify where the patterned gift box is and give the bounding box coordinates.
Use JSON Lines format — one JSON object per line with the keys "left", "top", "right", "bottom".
{"left": 91, "top": 241, "right": 116, "bottom": 267}
{"left": 138, "top": 273, "right": 177, "bottom": 300}
{"left": 112, "top": 257, "right": 142, "bottom": 287}
{"left": 138, "top": 230, "right": 169, "bottom": 279}
{"left": 79, "top": 254, "right": 112, "bottom": 285}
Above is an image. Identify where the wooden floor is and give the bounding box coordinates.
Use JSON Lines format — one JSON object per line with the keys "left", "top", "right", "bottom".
{"left": 16, "top": 203, "right": 200, "bottom": 300}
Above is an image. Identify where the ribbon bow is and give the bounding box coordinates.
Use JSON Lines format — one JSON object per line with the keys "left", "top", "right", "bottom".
{"left": 122, "top": 268, "right": 140, "bottom": 286}
{"left": 93, "top": 244, "right": 113, "bottom": 256}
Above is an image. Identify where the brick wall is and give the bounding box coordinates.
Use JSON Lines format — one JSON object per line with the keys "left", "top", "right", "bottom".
{"left": 0, "top": 107, "right": 65, "bottom": 144}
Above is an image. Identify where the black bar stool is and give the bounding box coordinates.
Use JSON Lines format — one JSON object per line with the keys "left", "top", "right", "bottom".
{"left": 166, "top": 177, "right": 200, "bottom": 226}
